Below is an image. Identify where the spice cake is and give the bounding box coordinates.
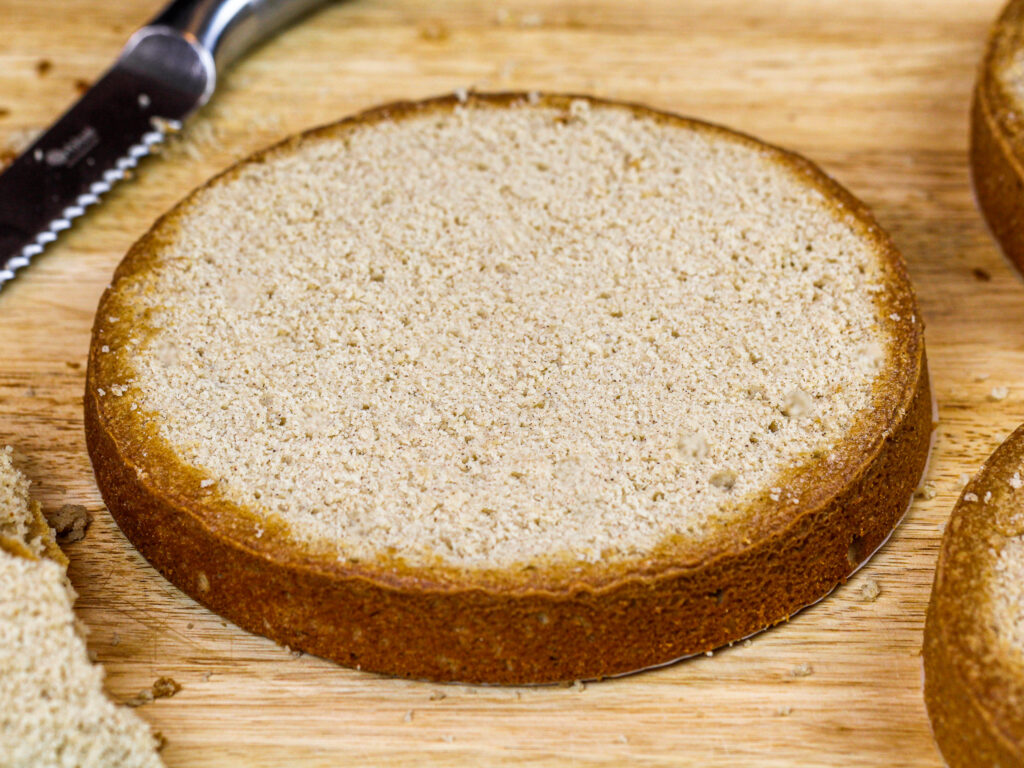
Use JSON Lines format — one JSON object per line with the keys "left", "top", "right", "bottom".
{"left": 86, "top": 93, "right": 932, "bottom": 683}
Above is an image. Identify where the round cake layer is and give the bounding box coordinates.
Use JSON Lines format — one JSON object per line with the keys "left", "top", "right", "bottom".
{"left": 925, "top": 426, "right": 1024, "bottom": 767}
{"left": 972, "top": 0, "right": 1024, "bottom": 275}
{"left": 87, "top": 93, "right": 931, "bottom": 683}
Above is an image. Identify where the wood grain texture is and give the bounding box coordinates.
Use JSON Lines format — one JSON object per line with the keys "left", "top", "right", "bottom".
{"left": 0, "top": 0, "right": 1016, "bottom": 764}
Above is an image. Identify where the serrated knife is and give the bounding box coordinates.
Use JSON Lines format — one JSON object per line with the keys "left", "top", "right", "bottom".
{"left": 0, "top": 0, "right": 331, "bottom": 290}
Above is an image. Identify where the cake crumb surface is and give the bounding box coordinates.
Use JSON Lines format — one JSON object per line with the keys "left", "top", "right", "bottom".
{"left": 118, "top": 98, "right": 892, "bottom": 569}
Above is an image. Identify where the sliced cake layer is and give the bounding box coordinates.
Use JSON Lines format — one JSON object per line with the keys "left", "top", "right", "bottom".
{"left": 924, "top": 426, "right": 1024, "bottom": 767}
{"left": 87, "top": 93, "right": 931, "bottom": 683}
{"left": 0, "top": 448, "right": 163, "bottom": 768}
{"left": 972, "top": 0, "right": 1024, "bottom": 274}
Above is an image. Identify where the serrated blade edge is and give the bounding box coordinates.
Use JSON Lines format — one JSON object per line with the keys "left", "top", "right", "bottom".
{"left": 0, "top": 118, "right": 180, "bottom": 285}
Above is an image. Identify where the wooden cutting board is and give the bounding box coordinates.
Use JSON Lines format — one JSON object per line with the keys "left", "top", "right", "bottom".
{"left": 0, "top": 0, "right": 1017, "bottom": 764}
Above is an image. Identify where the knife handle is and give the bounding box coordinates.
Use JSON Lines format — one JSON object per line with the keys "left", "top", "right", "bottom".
{"left": 148, "top": 0, "right": 333, "bottom": 71}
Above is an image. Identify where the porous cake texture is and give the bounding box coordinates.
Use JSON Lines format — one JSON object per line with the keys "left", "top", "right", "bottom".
{"left": 0, "top": 446, "right": 54, "bottom": 560}
{"left": 88, "top": 93, "right": 930, "bottom": 683}
{"left": 112, "top": 97, "right": 886, "bottom": 568}
{"left": 0, "top": 449, "right": 163, "bottom": 768}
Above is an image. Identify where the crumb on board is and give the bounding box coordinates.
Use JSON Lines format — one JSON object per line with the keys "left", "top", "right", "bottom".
{"left": 152, "top": 676, "right": 181, "bottom": 699}
{"left": 989, "top": 386, "right": 1009, "bottom": 402}
{"left": 958, "top": 473, "right": 971, "bottom": 487}
{"left": 419, "top": 19, "right": 449, "bottom": 40}
{"left": 403, "top": 710, "right": 414, "bottom": 723}
{"left": 126, "top": 676, "right": 180, "bottom": 708}
{"left": 790, "top": 663, "right": 814, "bottom": 677}
{"left": 777, "top": 706, "right": 793, "bottom": 716}
{"left": 48, "top": 503, "right": 91, "bottom": 544}
{"left": 858, "top": 578, "right": 881, "bottom": 602}
{"left": 915, "top": 483, "right": 937, "bottom": 500}
{"left": 972, "top": 267, "right": 992, "bottom": 281}
{"left": 36, "top": 59, "right": 52, "bottom": 76}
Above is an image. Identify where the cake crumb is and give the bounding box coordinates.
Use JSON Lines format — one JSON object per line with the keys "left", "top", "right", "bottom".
{"left": 742, "top": 639, "right": 753, "bottom": 648}
{"left": 915, "top": 483, "right": 937, "bottom": 500}
{"left": 958, "top": 473, "right": 972, "bottom": 487}
{"left": 419, "top": 20, "right": 449, "bottom": 41}
{"left": 974, "top": 372, "right": 991, "bottom": 381}
{"left": 963, "top": 492, "right": 979, "bottom": 503}
{"left": 403, "top": 710, "right": 414, "bottom": 723}
{"left": 48, "top": 503, "right": 92, "bottom": 544}
{"left": 151, "top": 677, "right": 181, "bottom": 700}
{"left": 569, "top": 679, "right": 586, "bottom": 692}
{"left": 441, "top": 734, "right": 456, "bottom": 743}
{"left": 429, "top": 690, "right": 447, "bottom": 701}
{"left": 791, "top": 663, "right": 814, "bottom": 677}
{"left": 857, "top": 578, "right": 881, "bottom": 602}
{"left": 777, "top": 706, "right": 793, "bottom": 716}
{"left": 989, "top": 386, "right": 1009, "bottom": 402}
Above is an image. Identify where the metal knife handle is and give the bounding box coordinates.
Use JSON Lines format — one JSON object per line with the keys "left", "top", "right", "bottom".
{"left": 148, "top": 0, "right": 332, "bottom": 70}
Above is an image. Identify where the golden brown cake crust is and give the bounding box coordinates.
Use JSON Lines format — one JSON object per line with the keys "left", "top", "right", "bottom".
{"left": 85, "top": 93, "right": 932, "bottom": 683}
{"left": 924, "top": 426, "right": 1024, "bottom": 767}
{"left": 972, "top": 0, "right": 1024, "bottom": 274}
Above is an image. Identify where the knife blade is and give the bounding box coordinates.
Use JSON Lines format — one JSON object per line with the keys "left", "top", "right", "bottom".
{"left": 0, "top": 0, "right": 332, "bottom": 291}
{"left": 0, "top": 28, "right": 213, "bottom": 287}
